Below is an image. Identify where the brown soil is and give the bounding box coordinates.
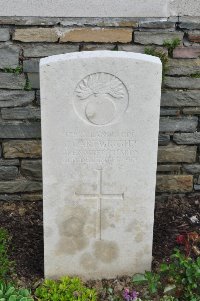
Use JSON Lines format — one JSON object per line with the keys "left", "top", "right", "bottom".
{"left": 0, "top": 194, "right": 199, "bottom": 296}
{"left": 0, "top": 201, "right": 43, "bottom": 285}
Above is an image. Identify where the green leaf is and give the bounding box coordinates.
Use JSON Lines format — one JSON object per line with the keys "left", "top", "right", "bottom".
{"left": 18, "top": 290, "right": 29, "bottom": 297}
{"left": 132, "top": 273, "right": 147, "bottom": 283}
{"left": 5, "top": 287, "right": 15, "bottom": 296}
{"left": 160, "top": 263, "right": 169, "bottom": 272}
{"left": 164, "top": 284, "right": 176, "bottom": 293}
{"left": 8, "top": 295, "right": 17, "bottom": 301}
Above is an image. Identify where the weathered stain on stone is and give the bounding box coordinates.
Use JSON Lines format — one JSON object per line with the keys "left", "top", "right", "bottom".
{"left": 101, "top": 208, "right": 114, "bottom": 230}
{"left": 126, "top": 221, "right": 135, "bottom": 232}
{"left": 80, "top": 253, "right": 97, "bottom": 270}
{"left": 94, "top": 241, "right": 119, "bottom": 263}
{"left": 56, "top": 207, "right": 91, "bottom": 255}
{"left": 134, "top": 231, "right": 145, "bottom": 243}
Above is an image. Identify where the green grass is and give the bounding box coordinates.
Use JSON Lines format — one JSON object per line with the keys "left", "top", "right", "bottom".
{"left": 145, "top": 47, "right": 168, "bottom": 83}
{"left": 0, "top": 227, "right": 13, "bottom": 279}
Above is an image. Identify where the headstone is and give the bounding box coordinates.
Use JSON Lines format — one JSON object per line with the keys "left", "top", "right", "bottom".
{"left": 40, "top": 51, "right": 162, "bottom": 279}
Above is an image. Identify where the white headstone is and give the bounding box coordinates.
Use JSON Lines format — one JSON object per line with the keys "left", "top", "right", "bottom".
{"left": 40, "top": 51, "right": 162, "bottom": 279}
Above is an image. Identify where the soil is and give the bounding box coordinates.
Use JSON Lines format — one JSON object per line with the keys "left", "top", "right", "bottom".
{"left": 0, "top": 194, "right": 199, "bottom": 296}
{"left": 0, "top": 201, "right": 43, "bottom": 285}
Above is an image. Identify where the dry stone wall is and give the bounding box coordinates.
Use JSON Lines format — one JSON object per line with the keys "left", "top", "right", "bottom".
{"left": 0, "top": 16, "right": 199, "bottom": 201}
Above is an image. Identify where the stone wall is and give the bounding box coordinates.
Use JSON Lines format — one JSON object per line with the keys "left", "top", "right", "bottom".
{"left": 0, "top": 16, "right": 199, "bottom": 201}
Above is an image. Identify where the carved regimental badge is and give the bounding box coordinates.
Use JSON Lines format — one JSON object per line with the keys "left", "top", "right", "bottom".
{"left": 74, "top": 72, "right": 129, "bottom": 126}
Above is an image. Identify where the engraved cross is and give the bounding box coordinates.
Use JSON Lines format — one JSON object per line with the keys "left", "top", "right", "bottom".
{"left": 75, "top": 169, "right": 124, "bottom": 240}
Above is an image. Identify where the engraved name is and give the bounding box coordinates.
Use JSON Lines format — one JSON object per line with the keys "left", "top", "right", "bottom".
{"left": 65, "top": 130, "right": 136, "bottom": 164}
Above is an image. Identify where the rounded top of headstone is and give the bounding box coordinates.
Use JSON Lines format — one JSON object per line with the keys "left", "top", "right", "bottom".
{"left": 40, "top": 51, "right": 162, "bottom": 68}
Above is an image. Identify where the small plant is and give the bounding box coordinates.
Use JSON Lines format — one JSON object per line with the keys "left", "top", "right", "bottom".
{"left": 190, "top": 73, "right": 200, "bottom": 78}
{"left": 3, "top": 66, "right": 23, "bottom": 75}
{"left": 132, "top": 272, "right": 160, "bottom": 296}
{"left": 160, "top": 296, "right": 178, "bottom": 301}
{"left": 160, "top": 249, "right": 200, "bottom": 300}
{"left": 0, "top": 280, "right": 33, "bottom": 301}
{"left": 0, "top": 227, "right": 13, "bottom": 279}
{"left": 24, "top": 78, "right": 32, "bottom": 91}
{"left": 163, "top": 38, "right": 181, "bottom": 58}
{"left": 144, "top": 47, "right": 168, "bottom": 83}
{"left": 123, "top": 288, "right": 142, "bottom": 301}
{"left": 35, "top": 276, "right": 97, "bottom": 301}
{"left": 107, "top": 287, "right": 122, "bottom": 301}
{"left": 176, "top": 231, "right": 200, "bottom": 257}
{"left": 133, "top": 249, "right": 200, "bottom": 300}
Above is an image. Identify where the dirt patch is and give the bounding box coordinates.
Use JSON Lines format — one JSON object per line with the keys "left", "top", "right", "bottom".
{"left": 0, "top": 201, "right": 43, "bottom": 285}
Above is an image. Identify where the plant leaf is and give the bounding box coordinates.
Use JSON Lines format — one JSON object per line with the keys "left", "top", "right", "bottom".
{"left": 132, "top": 274, "right": 147, "bottom": 283}
{"left": 164, "top": 284, "right": 176, "bottom": 293}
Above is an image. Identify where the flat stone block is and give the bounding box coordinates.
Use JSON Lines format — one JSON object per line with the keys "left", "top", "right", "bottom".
{"left": 139, "top": 20, "right": 175, "bottom": 29}
{"left": 1, "top": 107, "right": 41, "bottom": 120}
{"left": 167, "top": 59, "right": 200, "bottom": 76}
{"left": 173, "top": 46, "right": 200, "bottom": 59}
{"left": 173, "top": 132, "right": 200, "bottom": 145}
{"left": 158, "top": 134, "right": 170, "bottom": 145}
{"left": 182, "top": 164, "right": 200, "bottom": 174}
{"left": 0, "top": 16, "right": 61, "bottom": 26}
{"left": 13, "top": 28, "right": 58, "bottom": 42}
{"left": 119, "top": 44, "right": 168, "bottom": 55}
{"left": 0, "top": 159, "right": 20, "bottom": 166}
{"left": 183, "top": 107, "right": 200, "bottom": 115}
{"left": 23, "top": 59, "right": 40, "bottom": 73}
{"left": 0, "top": 44, "right": 19, "bottom": 69}
{"left": 157, "top": 164, "right": 181, "bottom": 173}
{"left": 0, "top": 194, "right": 21, "bottom": 201}
{"left": 194, "top": 184, "right": 200, "bottom": 191}
{"left": 60, "top": 28, "right": 133, "bottom": 43}
{"left": 134, "top": 31, "right": 183, "bottom": 45}
{"left": 23, "top": 43, "right": 79, "bottom": 57}
{"left": 179, "top": 17, "right": 200, "bottom": 30}
{"left": 0, "top": 192, "right": 42, "bottom": 201}
{"left": 164, "top": 77, "right": 200, "bottom": 90}
{"left": 40, "top": 51, "right": 162, "bottom": 279}
{"left": 156, "top": 175, "right": 193, "bottom": 192}
{"left": 160, "top": 108, "right": 180, "bottom": 116}
{"left": 0, "top": 73, "right": 26, "bottom": 89}
{"left": 188, "top": 31, "right": 200, "bottom": 43}
{"left": 21, "top": 159, "right": 42, "bottom": 180}
{"left": 81, "top": 44, "right": 116, "bottom": 51}
{"left": 0, "top": 28, "right": 10, "bottom": 41}
{"left": 159, "top": 117, "right": 198, "bottom": 133}
{"left": 0, "top": 122, "right": 41, "bottom": 138}
{"left": 0, "top": 90, "right": 35, "bottom": 108}
{"left": 28, "top": 73, "right": 40, "bottom": 89}
{"left": 158, "top": 144, "right": 197, "bottom": 163}
{"left": 3, "top": 140, "right": 41, "bottom": 158}
{"left": 60, "top": 17, "right": 138, "bottom": 28}
{"left": 21, "top": 193, "right": 43, "bottom": 201}
{"left": 161, "top": 90, "right": 200, "bottom": 107}
{"left": 0, "top": 180, "right": 42, "bottom": 193}
{"left": 0, "top": 166, "right": 18, "bottom": 180}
